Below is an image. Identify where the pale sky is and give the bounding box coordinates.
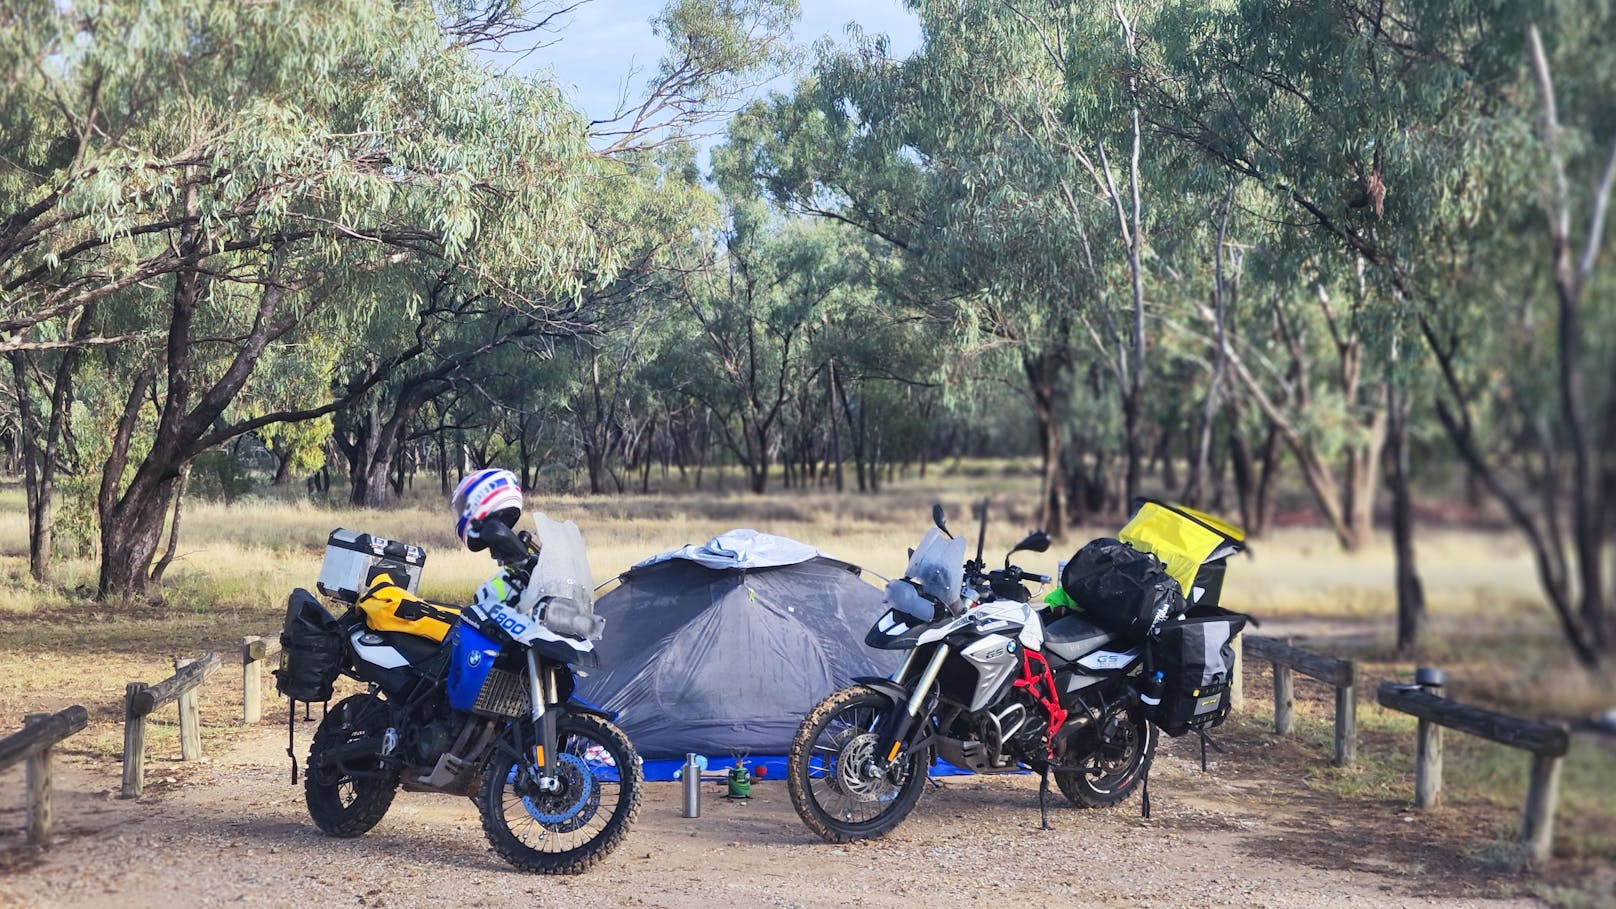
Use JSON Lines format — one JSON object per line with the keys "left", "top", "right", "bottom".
{"left": 489, "top": 1, "right": 922, "bottom": 151}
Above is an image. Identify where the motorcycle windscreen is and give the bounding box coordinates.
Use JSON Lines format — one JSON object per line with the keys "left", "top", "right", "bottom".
{"left": 902, "top": 528, "right": 966, "bottom": 608}
{"left": 516, "top": 512, "right": 596, "bottom": 612}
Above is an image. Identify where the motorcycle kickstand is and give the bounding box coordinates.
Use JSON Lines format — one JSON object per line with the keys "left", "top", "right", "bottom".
{"left": 1037, "top": 765, "right": 1052, "bottom": 831}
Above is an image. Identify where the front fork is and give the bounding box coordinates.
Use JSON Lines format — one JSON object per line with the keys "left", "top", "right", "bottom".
{"left": 875, "top": 644, "right": 949, "bottom": 766}
{"left": 525, "top": 649, "right": 563, "bottom": 789}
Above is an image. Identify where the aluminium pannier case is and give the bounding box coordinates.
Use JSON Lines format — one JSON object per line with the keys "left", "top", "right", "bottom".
{"left": 275, "top": 589, "right": 344, "bottom": 703}
{"left": 1147, "top": 606, "right": 1250, "bottom": 737}
{"left": 317, "top": 529, "right": 427, "bottom": 603}
{"left": 1060, "top": 537, "right": 1187, "bottom": 641}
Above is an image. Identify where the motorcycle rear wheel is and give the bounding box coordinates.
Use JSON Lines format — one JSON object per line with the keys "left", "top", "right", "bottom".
{"left": 788, "top": 685, "right": 929, "bottom": 843}
{"left": 1055, "top": 706, "right": 1155, "bottom": 809}
{"left": 479, "top": 712, "right": 642, "bottom": 874}
{"left": 305, "top": 694, "right": 400, "bottom": 837}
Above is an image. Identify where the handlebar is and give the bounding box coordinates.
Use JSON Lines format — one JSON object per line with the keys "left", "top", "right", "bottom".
{"left": 965, "top": 564, "right": 1050, "bottom": 588}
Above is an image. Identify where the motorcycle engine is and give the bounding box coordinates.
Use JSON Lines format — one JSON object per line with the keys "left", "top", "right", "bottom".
{"left": 411, "top": 716, "right": 459, "bottom": 765}
{"left": 983, "top": 689, "right": 1048, "bottom": 758}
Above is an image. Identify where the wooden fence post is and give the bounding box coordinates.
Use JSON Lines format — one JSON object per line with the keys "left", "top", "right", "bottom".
{"left": 243, "top": 636, "right": 263, "bottom": 724}
{"left": 1335, "top": 675, "right": 1357, "bottom": 767}
{"left": 121, "top": 682, "right": 147, "bottom": 799}
{"left": 1229, "top": 634, "right": 1244, "bottom": 712}
{"left": 24, "top": 714, "right": 52, "bottom": 846}
{"left": 1414, "top": 668, "right": 1445, "bottom": 809}
{"left": 1273, "top": 663, "right": 1295, "bottom": 736}
{"left": 1521, "top": 752, "right": 1563, "bottom": 867}
{"left": 176, "top": 658, "right": 202, "bottom": 761}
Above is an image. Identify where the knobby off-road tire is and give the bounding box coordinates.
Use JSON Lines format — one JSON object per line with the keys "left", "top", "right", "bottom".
{"left": 305, "top": 694, "right": 400, "bottom": 837}
{"left": 788, "top": 685, "right": 929, "bottom": 843}
{"left": 480, "top": 712, "right": 642, "bottom": 875}
{"left": 1055, "top": 707, "right": 1155, "bottom": 809}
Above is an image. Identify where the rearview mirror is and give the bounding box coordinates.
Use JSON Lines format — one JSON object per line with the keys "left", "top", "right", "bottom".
{"left": 931, "top": 504, "right": 952, "bottom": 538}
{"left": 476, "top": 518, "right": 529, "bottom": 565}
{"left": 1010, "top": 530, "right": 1050, "bottom": 555}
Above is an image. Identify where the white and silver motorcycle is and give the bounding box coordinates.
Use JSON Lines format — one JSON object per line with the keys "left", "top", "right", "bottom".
{"left": 787, "top": 504, "right": 1165, "bottom": 842}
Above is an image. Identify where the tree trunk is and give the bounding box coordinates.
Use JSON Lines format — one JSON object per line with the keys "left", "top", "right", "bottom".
{"left": 1252, "top": 422, "right": 1283, "bottom": 537}
{"left": 148, "top": 463, "right": 191, "bottom": 586}
{"left": 98, "top": 477, "right": 178, "bottom": 600}
{"left": 8, "top": 353, "right": 47, "bottom": 580}
{"left": 1024, "top": 351, "right": 1065, "bottom": 537}
{"left": 1228, "top": 420, "right": 1256, "bottom": 533}
{"left": 1386, "top": 382, "right": 1427, "bottom": 655}
{"left": 8, "top": 321, "right": 83, "bottom": 580}
{"left": 1187, "top": 187, "right": 1235, "bottom": 509}
{"left": 1343, "top": 411, "right": 1388, "bottom": 551}
{"left": 347, "top": 398, "right": 426, "bottom": 508}
{"left": 271, "top": 443, "right": 294, "bottom": 486}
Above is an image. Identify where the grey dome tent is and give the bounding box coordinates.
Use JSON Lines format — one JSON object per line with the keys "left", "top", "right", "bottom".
{"left": 575, "top": 530, "right": 901, "bottom": 769}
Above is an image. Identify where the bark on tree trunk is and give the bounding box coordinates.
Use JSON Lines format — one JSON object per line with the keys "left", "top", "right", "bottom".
{"left": 8, "top": 318, "right": 84, "bottom": 580}
{"left": 1228, "top": 421, "right": 1255, "bottom": 534}
{"left": 1024, "top": 351, "right": 1065, "bottom": 538}
{"left": 271, "top": 444, "right": 294, "bottom": 486}
{"left": 1386, "top": 381, "right": 1427, "bottom": 655}
{"left": 148, "top": 463, "right": 191, "bottom": 586}
{"left": 1187, "top": 186, "right": 1235, "bottom": 509}
{"left": 8, "top": 353, "right": 46, "bottom": 580}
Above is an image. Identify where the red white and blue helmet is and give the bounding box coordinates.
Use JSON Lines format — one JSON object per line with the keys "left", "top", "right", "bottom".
{"left": 450, "top": 468, "right": 523, "bottom": 550}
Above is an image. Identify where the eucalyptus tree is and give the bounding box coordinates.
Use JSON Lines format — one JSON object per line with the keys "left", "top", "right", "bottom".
{"left": 1, "top": 0, "right": 615, "bottom": 598}
{"left": 726, "top": 1, "right": 1215, "bottom": 530}
{"left": 1150, "top": 0, "right": 1615, "bottom": 662}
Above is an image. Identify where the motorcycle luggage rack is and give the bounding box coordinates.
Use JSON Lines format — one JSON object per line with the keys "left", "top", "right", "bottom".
{"left": 472, "top": 667, "right": 532, "bottom": 718}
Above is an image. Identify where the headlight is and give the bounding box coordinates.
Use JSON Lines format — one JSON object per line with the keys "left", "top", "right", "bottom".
{"left": 884, "top": 580, "right": 937, "bottom": 623}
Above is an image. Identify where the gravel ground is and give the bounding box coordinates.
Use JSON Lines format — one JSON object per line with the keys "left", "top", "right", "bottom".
{"left": 0, "top": 722, "right": 1546, "bottom": 909}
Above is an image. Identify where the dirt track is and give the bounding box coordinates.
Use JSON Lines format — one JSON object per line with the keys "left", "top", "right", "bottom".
{"left": 0, "top": 719, "right": 1546, "bottom": 909}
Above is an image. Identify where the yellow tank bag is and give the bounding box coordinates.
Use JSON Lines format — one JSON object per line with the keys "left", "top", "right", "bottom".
{"left": 356, "top": 573, "right": 462, "bottom": 643}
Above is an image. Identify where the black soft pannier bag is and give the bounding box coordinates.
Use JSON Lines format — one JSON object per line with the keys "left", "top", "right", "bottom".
{"left": 1061, "top": 538, "right": 1188, "bottom": 640}
{"left": 1147, "top": 606, "right": 1249, "bottom": 737}
{"left": 275, "top": 589, "right": 344, "bottom": 703}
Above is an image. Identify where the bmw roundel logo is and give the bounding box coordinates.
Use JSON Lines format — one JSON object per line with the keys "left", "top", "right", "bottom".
{"left": 467, "top": 650, "right": 482, "bottom": 667}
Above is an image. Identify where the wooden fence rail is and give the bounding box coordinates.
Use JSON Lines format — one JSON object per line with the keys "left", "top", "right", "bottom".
{"left": 0, "top": 705, "right": 89, "bottom": 847}
{"left": 1377, "top": 671, "right": 1570, "bottom": 869}
{"left": 242, "top": 635, "right": 283, "bottom": 724}
{"left": 1243, "top": 635, "right": 1357, "bottom": 766}
{"left": 122, "top": 652, "right": 221, "bottom": 799}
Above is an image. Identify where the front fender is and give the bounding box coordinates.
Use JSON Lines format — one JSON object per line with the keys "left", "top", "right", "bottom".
{"left": 565, "top": 697, "right": 618, "bottom": 722}
{"left": 851, "top": 677, "right": 912, "bottom": 709}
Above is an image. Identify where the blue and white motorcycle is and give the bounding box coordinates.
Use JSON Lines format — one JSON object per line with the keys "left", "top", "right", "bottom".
{"left": 279, "top": 514, "right": 641, "bottom": 874}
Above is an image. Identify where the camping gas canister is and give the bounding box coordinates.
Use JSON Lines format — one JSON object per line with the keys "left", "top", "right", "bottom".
{"left": 727, "top": 761, "right": 752, "bottom": 799}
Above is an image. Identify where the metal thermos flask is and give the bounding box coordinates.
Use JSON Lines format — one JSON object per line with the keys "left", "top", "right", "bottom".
{"left": 680, "top": 752, "right": 701, "bottom": 818}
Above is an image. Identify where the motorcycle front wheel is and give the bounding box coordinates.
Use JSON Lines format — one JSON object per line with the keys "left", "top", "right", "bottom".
{"left": 787, "top": 685, "right": 929, "bottom": 843}
{"left": 479, "top": 712, "right": 642, "bottom": 874}
{"left": 305, "top": 694, "right": 400, "bottom": 837}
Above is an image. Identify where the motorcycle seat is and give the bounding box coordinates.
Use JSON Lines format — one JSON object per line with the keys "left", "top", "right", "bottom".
{"left": 367, "top": 629, "right": 445, "bottom": 665}
{"left": 1042, "top": 613, "right": 1120, "bottom": 663}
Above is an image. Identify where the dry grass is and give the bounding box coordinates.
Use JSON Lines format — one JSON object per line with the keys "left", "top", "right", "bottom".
{"left": 0, "top": 471, "right": 1587, "bottom": 693}
{"left": 0, "top": 467, "right": 1611, "bottom": 892}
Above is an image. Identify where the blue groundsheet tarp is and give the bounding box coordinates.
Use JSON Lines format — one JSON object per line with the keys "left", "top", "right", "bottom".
{"left": 640, "top": 754, "right": 971, "bottom": 782}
